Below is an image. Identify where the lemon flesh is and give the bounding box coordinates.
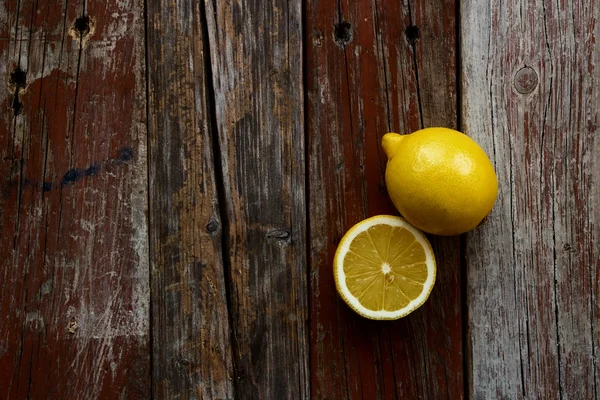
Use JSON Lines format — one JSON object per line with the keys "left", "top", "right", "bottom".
{"left": 382, "top": 128, "right": 498, "bottom": 236}
{"left": 334, "top": 215, "right": 436, "bottom": 320}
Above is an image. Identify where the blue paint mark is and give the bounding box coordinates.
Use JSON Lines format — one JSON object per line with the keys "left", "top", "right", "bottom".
{"left": 61, "top": 168, "right": 84, "bottom": 186}
{"left": 3, "top": 145, "right": 136, "bottom": 195}
{"left": 85, "top": 163, "right": 99, "bottom": 176}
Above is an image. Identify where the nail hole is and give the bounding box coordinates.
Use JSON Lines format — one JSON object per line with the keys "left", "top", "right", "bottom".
{"left": 74, "top": 15, "right": 91, "bottom": 36}
{"left": 405, "top": 25, "right": 420, "bottom": 43}
{"left": 334, "top": 21, "right": 352, "bottom": 46}
{"left": 10, "top": 66, "right": 27, "bottom": 88}
{"left": 118, "top": 147, "right": 134, "bottom": 162}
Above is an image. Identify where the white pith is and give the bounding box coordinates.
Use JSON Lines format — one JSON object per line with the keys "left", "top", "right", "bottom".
{"left": 381, "top": 263, "right": 391, "bottom": 274}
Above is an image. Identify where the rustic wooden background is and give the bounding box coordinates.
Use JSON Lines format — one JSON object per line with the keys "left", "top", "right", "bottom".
{"left": 0, "top": 0, "right": 598, "bottom": 398}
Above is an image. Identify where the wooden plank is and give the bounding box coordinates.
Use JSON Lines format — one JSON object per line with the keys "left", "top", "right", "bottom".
{"left": 0, "top": 0, "right": 149, "bottom": 398}
{"left": 462, "top": 0, "right": 600, "bottom": 397}
{"left": 306, "top": 0, "right": 462, "bottom": 398}
{"left": 204, "top": 1, "right": 309, "bottom": 398}
{"left": 146, "top": 0, "right": 235, "bottom": 398}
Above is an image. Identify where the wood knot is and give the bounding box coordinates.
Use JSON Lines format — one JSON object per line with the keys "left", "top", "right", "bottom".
{"left": 206, "top": 219, "right": 219, "bottom": 234}
{"left": 514, "top": 66, "right": 538, "bottom": 94}
{"left": 405, "top": 25, "right": 420, "bottom": 44}
{"left": 266, "top": 229, "right": 291, "bottom": 243}
{"left": 176, "top": 358, "right": 192, "bottom": 367}
{"left": 334, "top": 21, "right": 352, "bottom": 46}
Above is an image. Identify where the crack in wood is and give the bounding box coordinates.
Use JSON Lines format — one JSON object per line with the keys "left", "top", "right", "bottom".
{"left": 200, "top": 0, "right": 239, "bottom": 393}
{"left": 406, "top": 0, "right": 424, "bottom": 129}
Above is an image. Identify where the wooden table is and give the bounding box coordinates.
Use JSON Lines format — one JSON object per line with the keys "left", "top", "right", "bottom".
{"left": 1, "top": 0, "right": 598, "bottom": 398}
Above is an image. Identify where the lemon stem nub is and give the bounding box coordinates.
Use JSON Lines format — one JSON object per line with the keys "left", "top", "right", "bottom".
{"left": 382, "top": 133, "right": 404, "bottom": 159}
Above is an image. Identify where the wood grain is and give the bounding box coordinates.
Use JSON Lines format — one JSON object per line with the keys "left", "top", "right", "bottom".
{"left": 204, "top": 1, "right": 309, "bottom": 398}
{"left": 0, "top": 0, "right": 149, "bottom": 398}
{"left": 146, "top": 0, "right": 235, "bottom": 399}
{"left": 1, "top": 0, "right": 597, "bottom": 397}
{"left": 306, "top": 0, "right": 462, "bottom": 398}
{"left": 462, "top": 0, "right": 600, "bottom": 397}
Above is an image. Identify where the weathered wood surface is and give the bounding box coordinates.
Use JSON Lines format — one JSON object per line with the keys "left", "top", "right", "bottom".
{"left": 306, "top": 0, "right": 463, "bottom": 398}
{"left": 146, "top": 0, "right": 234, "bottom": 398}
{"left": 1, "top": 0, "right": 599, "bottom": 398}
{"left": 462, "top": 0, "right": 600, "bottom": 398}
{"left": 204, "top": 1, "right": 309, "bottom": 398}
{"left": 0, "top": 0, "right": 149, "bottom": 398}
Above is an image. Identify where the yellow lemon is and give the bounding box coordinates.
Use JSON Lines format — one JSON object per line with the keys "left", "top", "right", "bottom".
{"left": 382, "top": 128, "right": 498, "bottom": 236}
{"left": 334, "top": 215, "right": 436, "bottom": 320}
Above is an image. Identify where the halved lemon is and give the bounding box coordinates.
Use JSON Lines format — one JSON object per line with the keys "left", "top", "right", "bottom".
{"left": 334, "top": 215, "right": 436, "bottom": 320}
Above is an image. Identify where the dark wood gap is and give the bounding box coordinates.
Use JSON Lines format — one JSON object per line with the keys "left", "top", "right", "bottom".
{"left": 198, "top": 0, "right": 240, "bottom": 395}
{"left": 301, "top": 0, "right": 313, "bottom": 397}
{"left": 142, "top": 0, "right": 153, "bottom": 396}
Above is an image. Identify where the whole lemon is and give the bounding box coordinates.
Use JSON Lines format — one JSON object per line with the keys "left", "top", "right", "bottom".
{"left": 382, "top": 128, "right": 498, "bottom": 236}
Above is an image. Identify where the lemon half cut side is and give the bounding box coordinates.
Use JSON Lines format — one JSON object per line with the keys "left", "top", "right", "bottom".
{"left": 334, "top": 215, "right": 436, "bottom": 320}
